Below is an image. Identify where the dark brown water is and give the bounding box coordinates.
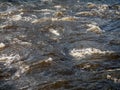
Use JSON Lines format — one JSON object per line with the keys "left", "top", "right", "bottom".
{"left": 0, "top": 0, "right": 120, "bottom": 90}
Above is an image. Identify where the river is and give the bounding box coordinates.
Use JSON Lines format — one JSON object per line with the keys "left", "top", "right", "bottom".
{"left": 0, "top": 0, "right": 120, "bottom": 90}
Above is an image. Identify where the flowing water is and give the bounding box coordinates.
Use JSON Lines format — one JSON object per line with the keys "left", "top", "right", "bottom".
{"left": 0, "top": 0, "right": 120, "bottom": 90}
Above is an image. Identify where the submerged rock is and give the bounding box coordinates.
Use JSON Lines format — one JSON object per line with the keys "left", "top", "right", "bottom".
{"left": 0, "top": 43, "right": 5, "bottom": 49}
{"left": 87, "top": 24, "right": 104, "bottom": 34}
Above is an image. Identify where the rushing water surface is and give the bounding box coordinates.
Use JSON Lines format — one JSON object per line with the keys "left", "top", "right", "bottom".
{"left": 0, "top": 0, "right": 120, "bottom": 90}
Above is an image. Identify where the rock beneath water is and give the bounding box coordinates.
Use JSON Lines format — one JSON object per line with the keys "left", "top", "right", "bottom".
{"left": 0, "top": 43, "right": 5, "bottom": 49}
{"left": 87, "top": 24, "right": 104, "bottom": 34}
{"left": 87, "top": 2, "right": 97, "bottom": 8}
{"left": 109, "top": 39, "right": 120, "bottom": 45}
{"left": 69, "top": 48, "right": 116, "bottom": 60}
{"left": 60, "top": 17, "right": 77, "bottom": 21}
{"left": 54, "top": 11, "right": 64, "bottom": 17}
{"left": 11, "top": 15, "right": 22, "bottom": 21}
